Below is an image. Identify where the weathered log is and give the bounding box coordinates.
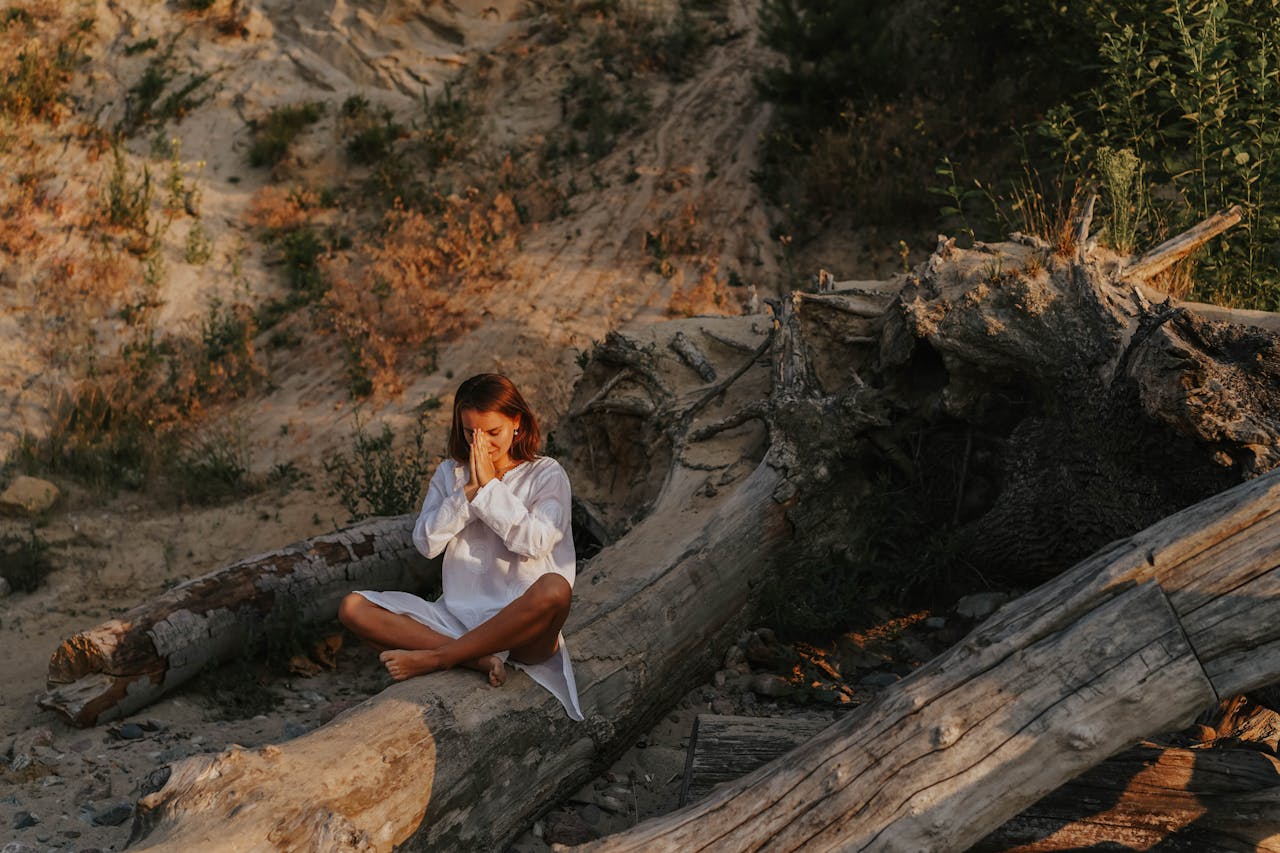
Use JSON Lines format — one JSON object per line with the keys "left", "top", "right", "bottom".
{"left": 571, "top": 467, "right": 1280, "bottom": 852}
{"left": 975, "top": 742, "right": 1280, "bottom": 852}
{"left": 126, "top": 315, "right": 787, "bottom": 851}
{"left": 38, "top": 518, "right": 427, "bottom": 727}
{"left": 1122, "top": 205, "right": 1243, "bottom": 282}
{"left": 679, "top": 714, "right": 830, "bottom": 807}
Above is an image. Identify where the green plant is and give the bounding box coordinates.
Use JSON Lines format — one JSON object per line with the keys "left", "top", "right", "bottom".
{"left": 121, "top": 49, "right": 211, "bottom": 134}
{"left": 184, "top": 219, "right": 212, "bottom": 264}
{"left": 172, "top": 424, "right": 252, "bottom": 505}
{"left": 345, "top": 106, "right": 402, "bottom": 166}
{"left": 0, "top": 8, "right": 91, "bottom": 122}
{"left": 248, "top": 101, "right": 325, "bottom": 167}
{"left": 103, "top": 140, "right": 153, "bottom": 234}
{"left": 323, "top": 419, "right": 434, "bottom": 521}
{"left": 1095, "top": 146, "right": 1144, "bottom": 254}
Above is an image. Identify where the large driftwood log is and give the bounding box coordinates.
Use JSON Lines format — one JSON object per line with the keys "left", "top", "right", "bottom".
{"left": 975, "top": 742, "right": 1280, "bottom": 852}
{"left": 572, "top": 466, "right": 1280, "bottom": 852}
{"left": 38, "top": 518, "right": 427, "bottom": 726}
{"left": 127, "top": 315, "right": 787, "bottom": 851}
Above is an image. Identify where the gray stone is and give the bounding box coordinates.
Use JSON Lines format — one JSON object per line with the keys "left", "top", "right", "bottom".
{"left": 13, "top": 811, "right": 39, "bottom": 829}
{"left": 896, "top": 636, "right": 935, "bottom": 664}
{"left": 860, "top": 671, "right": 901, "bottom": 688}
{"left": 749, "top": 673, "right": 794, "bottom": 698}
{"left": 543, "top": 810, "right": 598, "bottom": 845}
{"left": 711, "top": 698, "right": 736, "bottom": 715}
{"left": 0, "top": 576, "right": 9, "bottom": 598}
{"left": 1, "top": 844, "right": 37, "bottom": 853}
{"left": 955, "top": 591, "right": 1009, "bottom": 620}
{"left": 76, "top": 769, "right": 111, "bottom": 801}
{"left": 91, "top": 801, "right": 133, "bottom": 826}
{"left": 596, "top": 793, "right": 628, "bottom": 815}
{"left": 923, "top": 616, "right": 947, "bottom": 630}
{"left": 282, "top": 721, "right": 312, "bottom": 740}
{"left": 114, "top": 723, "right": 144, "bottom": 740}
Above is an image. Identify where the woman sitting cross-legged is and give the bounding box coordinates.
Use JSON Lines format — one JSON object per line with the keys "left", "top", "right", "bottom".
{"left": 338, "top": 373, "right": 583, "bottom": 721}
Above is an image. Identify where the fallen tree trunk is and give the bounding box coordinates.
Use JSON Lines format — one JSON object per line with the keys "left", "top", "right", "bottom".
{"left": 38, "top": 518, "right": 427, "bottom": 727}
{"left": 128, "top": 315, "right": 788, "bottom": 851}
{"left": 572, "top": 466, "right": 1280, "bottom": 852}
{"left": 975, "top": 742, "right": 1280, "bottom": 852}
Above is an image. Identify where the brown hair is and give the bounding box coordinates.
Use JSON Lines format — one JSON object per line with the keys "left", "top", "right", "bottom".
{"left": 447, "top": 373, "right": 541, "bottom": 464}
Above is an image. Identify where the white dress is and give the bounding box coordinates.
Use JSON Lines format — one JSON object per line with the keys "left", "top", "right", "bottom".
{"left": 354, "top": 455, "right": 584, "bottom": 721}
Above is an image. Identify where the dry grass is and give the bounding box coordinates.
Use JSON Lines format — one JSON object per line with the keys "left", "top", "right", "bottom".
{"left": 321, "top": 190, "right": 520, "bottom": 395}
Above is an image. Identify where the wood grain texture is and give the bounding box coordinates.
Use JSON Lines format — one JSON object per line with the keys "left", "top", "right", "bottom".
{"left": 572, "top": 468, "right": 1280, "bottom": 853}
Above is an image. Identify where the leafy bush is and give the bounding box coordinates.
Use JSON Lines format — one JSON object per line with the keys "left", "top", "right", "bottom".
{"left": 323, "top": 420, "right": 434, "bottom": 521}
{"left": 248, "top": 102, "right": 325, "bottom": 167}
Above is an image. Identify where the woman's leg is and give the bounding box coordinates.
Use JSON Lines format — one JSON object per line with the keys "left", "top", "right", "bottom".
{"left": 338, "top": 593, "right": 507, "bottom": 685}
{"left": 378, "top": 574, "right": 571, "bottom": 681}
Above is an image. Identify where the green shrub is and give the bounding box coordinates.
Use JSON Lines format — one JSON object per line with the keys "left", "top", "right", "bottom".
{"left": 323, "top": 420, "right": 434, "bottom": 521}
{"left": 248, "top": 101, "right": 325, "bottom": 167}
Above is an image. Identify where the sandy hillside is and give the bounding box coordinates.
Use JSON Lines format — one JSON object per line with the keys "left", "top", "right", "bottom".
{"left": 0, "top": 0, "right": 832, "bottom": 848}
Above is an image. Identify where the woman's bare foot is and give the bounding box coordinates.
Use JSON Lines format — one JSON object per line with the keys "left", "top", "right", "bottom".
{"left": 379, "top": 648, "right": 444, "bottom": 680}
{"left": 480, "top": 654, "right": 506, "bottom": 687}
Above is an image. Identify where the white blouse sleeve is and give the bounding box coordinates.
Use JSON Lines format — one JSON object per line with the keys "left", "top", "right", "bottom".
{"left": 412, "top": 461, "right": 472, "bottom": 559}
{"left": 468, "top": 461, "right": 570, "bottom": 560}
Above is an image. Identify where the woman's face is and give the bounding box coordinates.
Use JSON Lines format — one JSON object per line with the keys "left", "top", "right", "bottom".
{"left": 460, "top": 408, "right": 521, "bottom": 462}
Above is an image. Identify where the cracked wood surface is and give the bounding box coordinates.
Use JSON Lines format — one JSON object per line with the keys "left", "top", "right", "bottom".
{"left": 39, "top": 518, "right": 425, "bottom": 727}
{"left": 573, "top": 468, "right": 1280, "bottom": 852}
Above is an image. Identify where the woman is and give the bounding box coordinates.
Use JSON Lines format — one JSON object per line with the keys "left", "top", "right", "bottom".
{"left": 338, "top": 374, "right": 582, "bottom": 721}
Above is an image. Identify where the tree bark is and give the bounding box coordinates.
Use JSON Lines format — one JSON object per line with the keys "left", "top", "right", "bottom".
{"left": 38, "top": 517, "right": 427, "bottom": 727}
{"left": 974, "top": 742, "right": 1280, "bottom": 853}
{"left": 571, "top": 467, "right": 1280, "bottom": 852}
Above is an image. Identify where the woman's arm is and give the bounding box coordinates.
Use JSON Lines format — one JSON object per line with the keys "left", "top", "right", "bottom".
{"left": 467, "top": 462, "right": 570, "bottom": 560}
{"left": 412, "top": 461, "right": 472, "bottom": 559}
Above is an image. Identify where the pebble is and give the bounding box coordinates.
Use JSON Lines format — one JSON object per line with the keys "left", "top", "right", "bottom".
{"left": 13, "top": 811, "right": 39, "bottom": 829}
{"left": 114, "top": 723, "right": 144, "bottom": 740}
{"left": 924, "top": 616, "right": 947, "bottom": 630}
{"left": 955, "top": 591, "right": 1009, "bottom": 620}
{"left": 542, "top": 810, "right": 598, "bottom": 845}
{"left": 712, "top": 670, "right": 728, "bottom": 688}
{"left": 860, "top": 672, "right": 901, "bottom": 688}
{"left": 1, "top": 843, "right": 37, "bottom": 853}
{"left": 39, "top": 774, "right": 63, "bottom": 787}
{"left": 711, "top": 698, "right": 736, "bottom": 715}
{"left": 13, "top": 728, "right": 54, "bottom": 758}
{"left": 91, "top": 801, "right": 133, "bottom": 827}
{"left": 749, "top": 673, "right": 794, "bottom": 698}
{"left": 596, "top": 793, "right": 628, "bottom": 815}
{"left": 0, "top": 576, "right": 9, "bottom": 598}
{"left": 282, "top": 721, "right": 312, "bottom": 740}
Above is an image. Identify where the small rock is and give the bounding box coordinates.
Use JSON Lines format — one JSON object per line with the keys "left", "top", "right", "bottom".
{"left": 8, "top": 753, "right": 32, "bottom": 772}
{"left": 833, "top": 636, "right": 888, "bottom": 671}
{"left": 0, "top": 476, "right": 60, "bottom": 517}
{"left": 0, "top": 576, "right": 9, "bottom": 598}
{"left": 532, "top": 820, "right": 544, "bottom": 839}
{"left": 13, "top": 811, "right": 39, "bottom": 829}
{"left": 711, "top": 698, "right": 736, "bottom": 715}
{"left": 32, "top": 834, "right": 48, "bottom": 844}
{"left": 722, "top": 645, "right": 747, "bottom": 670}
{"left": 39, "top": 773, "right": 63, "bottom": 787}
{"left": 744, "top": 633, "right": 792, "bottom": 670}
{"left": 749, "top": 673, "right": 794, "bottom": 698}
{"left": 955, "top": 591, "right": 1009, "bottom": 621}
{"left": 923, "top": 616, "right": 947, "bottom": 630}
{"left": 282, "top": 721, "right": 312, "bottom": 740}
{"left": 712, "top": 670, "right": 728, "bottom": 688}
{"left": 578, "top": 804, "right": 606, "bottom": 828}
{"left": 596, "top": 793, "right": 628, "bottom": 815}
{"left": 895, "top": 636, "right": 935, "bottom": 664}
{"left": 543, "top": 810, "right": 598, "bottom": 845}
{"left": 1, "top": 844, "right": 37, "bottom": 853}
{"left": 112, "top": 723, "right": 144, "bottom": 740}
{"left": 91, "top": 801, "right": 133, "bottom": 827}
{"left": 60, "top": 829, "right": 80, "bottom": 839}
{"left": 860, "top": 672, "right": 901, "bottom": 688}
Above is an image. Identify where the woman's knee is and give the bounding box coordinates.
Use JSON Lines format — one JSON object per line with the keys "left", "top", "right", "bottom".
{"left": 338, "top": 592, "right": 370, "bottom": 628}
{"left": 527, "top": 574, "right": 572, "bottom": 614}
